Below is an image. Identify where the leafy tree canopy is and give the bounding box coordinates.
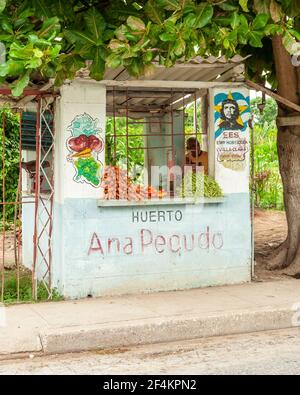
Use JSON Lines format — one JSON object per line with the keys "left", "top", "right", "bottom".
{"left": 0, "top": 0, "right": 299, "bottom": 96}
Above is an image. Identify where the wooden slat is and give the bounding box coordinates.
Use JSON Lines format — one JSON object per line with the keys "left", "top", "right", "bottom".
{"left": 246, "top": 80, "right": 300, "bottom": 114}
{"left": 277, "top": 116, "right": 300, "bottom": 126}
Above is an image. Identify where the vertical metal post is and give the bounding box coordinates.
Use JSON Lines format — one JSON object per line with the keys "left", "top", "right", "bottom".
{"left": 1, "top": 114, "right": 6, "bottom": 302}
{"left": 17, "top": 111, "right": 23, "bottom": 301}
{"left": 250, "top": 118, "right": 255, "bottom": 279}
{"left": 126, "top": 88, "right": 129, "bottom": 199}
{"left": 32, "top": 98, "right": 42, "bottom": 300}
{"left": 113, "top": 87, "right": 117, "bottom": 164}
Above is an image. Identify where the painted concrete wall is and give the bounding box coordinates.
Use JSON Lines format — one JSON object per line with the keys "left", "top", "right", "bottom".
{"left": 54, "top": 194, "right": 251, "bottom": 299}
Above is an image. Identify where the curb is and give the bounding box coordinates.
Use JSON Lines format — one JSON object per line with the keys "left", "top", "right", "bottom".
{"left": 39, "top": 307, "right": 295, "bottom": 355}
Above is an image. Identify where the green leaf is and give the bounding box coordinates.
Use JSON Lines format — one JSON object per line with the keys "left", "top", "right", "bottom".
{"left": 0, "top": 0, "right": 6, "bottom": 13}
{"left": 84, "top": 8, "right": 106, "bottom": 39}
{"left": 248, "top": 31, "right": 264, "bottom": 47}
{"left": 159, "top": 32, "right": 177, "bottom": 41}
{"left": 90, "top": 47, "right": 105, "bottom": 80}
{"left": 12, "top": 72, "right": 30, "bottom": 97}
{"left": 173, "top": 37, "right": 186, "bottom": 56}
{"left": 239, "top": 0, "right": 249, "bottom": 12}
{"left": 252, "top": 14, "right": 270, "bottom": 30}
{"left": 145, "top": 0, "right": 165, "bottom": 25}
{"left": 231, "top": 12, "right": 240, "bottom": 30}
{"left": 106, "top": 53, "right": 122, "bottom": 69}
{"left": 64, "top": 30, "right": 97, "bottom": 46}
{"left": 38, "top": 17, "right": 60, "bottom": 38}
{"left": 127, "top": 16, "right": 146, "bottom": 32}
{"left": 218, "top": 2, "right": 239, "bottom": 11}
{"left": 184, "top": 13, "right": 196, "bottom": 28}
{"left": 157, "top": 0, "right": 179, "bottom": 11}
{"left": 194, "top": 3, "right": 213, "bottom": 29}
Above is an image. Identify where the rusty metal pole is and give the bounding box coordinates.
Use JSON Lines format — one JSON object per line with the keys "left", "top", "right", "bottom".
{"left": 32, "top": 98, "right": 42, "bottom": 300}
{"left": 1, "top": 113, "right": 6, "bottom": 302}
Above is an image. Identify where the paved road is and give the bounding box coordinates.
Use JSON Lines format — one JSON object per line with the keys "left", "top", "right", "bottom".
{"left": 1, "top": 328, "right": 300, "bottom": 375}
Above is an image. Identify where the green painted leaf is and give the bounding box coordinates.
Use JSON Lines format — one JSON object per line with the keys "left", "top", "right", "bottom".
{"left": 194, "top": 3, "right": 213, "bottom": 29}
{"left": 252, "top": 14, "right": 270, "bottom": 30}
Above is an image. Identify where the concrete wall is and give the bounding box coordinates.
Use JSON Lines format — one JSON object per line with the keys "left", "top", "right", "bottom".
{"left": 54, "top": 194, "right": 251, "bottom": 299}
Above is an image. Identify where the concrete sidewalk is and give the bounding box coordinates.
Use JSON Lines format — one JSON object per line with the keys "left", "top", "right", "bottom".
{"left": 0, "top": 279, "right": 300, "bottom": 356}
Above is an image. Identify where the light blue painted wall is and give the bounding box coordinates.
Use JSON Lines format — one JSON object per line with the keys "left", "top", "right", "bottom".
{"left": 51, "top": 193, "right": 251, "bottom": 299}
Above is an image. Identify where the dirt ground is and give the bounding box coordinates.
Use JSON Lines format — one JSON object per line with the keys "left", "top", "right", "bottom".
{"left": 0, "top": 210, "right": 293, "bottom": 281}
{"left": 253, "top": 208, "right": 291, "bottom": 281}
{"left": 0, "top": 230, "right": 20, "bottom": 270}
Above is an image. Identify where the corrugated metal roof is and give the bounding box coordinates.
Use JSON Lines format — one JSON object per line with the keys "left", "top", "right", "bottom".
{"left": 103, "top": 55, "right": 249, "bottom": 82}
{"left": 101, "top": 55, "right": 248, "bottom": 114}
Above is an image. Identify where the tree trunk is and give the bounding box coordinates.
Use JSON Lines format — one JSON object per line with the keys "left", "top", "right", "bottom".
{"left": 267, "top": 36, "right": 300, "bottom": 275}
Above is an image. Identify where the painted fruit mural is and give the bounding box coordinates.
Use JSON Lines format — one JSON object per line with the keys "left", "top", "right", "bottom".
{"left": 67, "top": 113, "right": 104, "bottom": 187}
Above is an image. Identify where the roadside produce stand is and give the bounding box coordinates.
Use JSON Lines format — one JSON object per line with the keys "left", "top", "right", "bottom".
{"left": 20, "top": 57, "right": 252, "bottom": 299}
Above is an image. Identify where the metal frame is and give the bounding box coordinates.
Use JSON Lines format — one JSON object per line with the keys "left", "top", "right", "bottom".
{"left": 0, "top": 88, "right": 55, "bottom": 302}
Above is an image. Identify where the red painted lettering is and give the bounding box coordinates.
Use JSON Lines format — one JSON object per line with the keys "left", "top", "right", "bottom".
{"left": 184, "top": 235, "right": 195, "bottom": 252}
{"left": 123, "top": 237, "right": 133, "bottom": 255}
{"left": 88, "top": 233, "right": 104, "bottom": 255}
{"left": 141, "top": 229, "right": 153, "bottom": 252}
{"left": 155, "top": 236, "right": 166, "bottom": 254}
{"left": 169, "top": 235, "right": 181, "bottom": 254}
{"left": 108, "top": 238, "right": 121, "bottom": 254}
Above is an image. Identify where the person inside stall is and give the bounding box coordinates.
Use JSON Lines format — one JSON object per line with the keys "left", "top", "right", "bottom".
{"left": 185, "top": 137, "right": 208, "bottom": 175}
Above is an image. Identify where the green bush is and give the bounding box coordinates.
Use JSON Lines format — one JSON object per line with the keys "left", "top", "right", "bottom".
{"left": 0, "top": 109, "right": 20, "bottom": 223}
{"left": 251, "top": 98, "right": 284, "bottom": 211}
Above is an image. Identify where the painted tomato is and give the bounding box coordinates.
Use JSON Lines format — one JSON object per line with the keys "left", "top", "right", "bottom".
{"left": 68, "top": 134, "right": 89, "bottom": 152}
{"left": 88, "top": 135, "right": 103, "bottom": 152}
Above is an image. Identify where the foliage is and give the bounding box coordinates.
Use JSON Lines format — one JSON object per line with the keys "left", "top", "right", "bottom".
{"left": 1, "top": 269, "right": 63, "bottom": 304}
{"left": 105, "top": 116, "right": 144, "bottom": 175}
{"left": 0, "top": 108, "right": 20, "bottom": 222}
{"left": 251, "top": 98, "right": 284, "bottom": 210}
{"left": 0, "top": 1, "right": 299, "bottom": 95}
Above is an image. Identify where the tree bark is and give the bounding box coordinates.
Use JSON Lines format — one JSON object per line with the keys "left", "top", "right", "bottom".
{"left": 267, "top": 36, "right": 300, "bottom": 274}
